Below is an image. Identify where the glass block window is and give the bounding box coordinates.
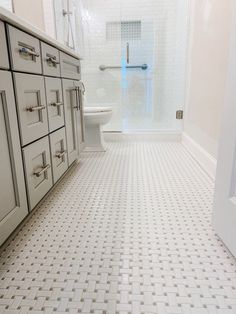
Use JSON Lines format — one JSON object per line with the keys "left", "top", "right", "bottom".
{"left": 121, "top": 21, "right": 141, "bottom": 41}
{"left": 106, "top": 20, "right": 141, "bottom": 41}
{"left": 106, "top": 22, "right": 121, "bottom": 41}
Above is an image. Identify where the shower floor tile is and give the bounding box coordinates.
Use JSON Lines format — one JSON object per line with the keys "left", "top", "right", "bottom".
{"left": 0, "top": 142, "right": 236, "bottom": 314}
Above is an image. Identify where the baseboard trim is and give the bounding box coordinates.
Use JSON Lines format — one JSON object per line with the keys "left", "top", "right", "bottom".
{"left": 182, "top": 132, "right": 217, "bottom": 179}
{"left": 103, "top": 131, "right": 182, "bottom": 142}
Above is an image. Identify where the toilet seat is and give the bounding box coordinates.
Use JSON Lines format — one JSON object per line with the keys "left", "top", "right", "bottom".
{"left": 84, "top": 107, "right": 112, "bottom": 114}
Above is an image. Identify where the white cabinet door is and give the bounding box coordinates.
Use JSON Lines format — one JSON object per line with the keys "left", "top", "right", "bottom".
{"left": 62, "top": 79, "right": 79, "bottom": 165}
{"left": 0, "top": 21, "right": 9, "bottom": 69}
{"left": 45, "top": 77, "right": 64, "bottom": 132}
{"left": 14, "top": 73, "right": 49, "bottom": 146}
{"left": 0, "top": 71, "right": 28, "bottom": 245}
{"left": 23, "top": 136, "right": 53, "bottom": 211}
{"left": 213, "top": 11, "right": 236, "bottom": 257}
{"left": 50, "top": 128, "right": 68, "bottom": 184}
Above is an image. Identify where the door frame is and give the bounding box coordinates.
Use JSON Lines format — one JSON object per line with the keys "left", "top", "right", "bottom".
{"left": 213, "top": 1, "right": 236, "bottom": 257}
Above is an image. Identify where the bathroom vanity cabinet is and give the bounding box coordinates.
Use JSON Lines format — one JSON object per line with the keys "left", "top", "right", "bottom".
{"left": 0, "top": 8, "right": 84, "bottom": 245}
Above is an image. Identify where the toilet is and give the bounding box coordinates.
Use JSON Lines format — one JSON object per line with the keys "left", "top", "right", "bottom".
{"left": 84, "top": 106, "right": 113, "bottom": 152}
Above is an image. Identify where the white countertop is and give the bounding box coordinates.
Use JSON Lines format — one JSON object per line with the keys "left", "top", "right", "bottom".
{"left": 0, "top": 6, "right": 82, "bottom": 60}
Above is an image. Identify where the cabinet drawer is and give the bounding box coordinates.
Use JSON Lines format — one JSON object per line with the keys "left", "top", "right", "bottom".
{"left": 45, "top": 77, "right": 64, "bottom": 132}
{"left": 23, "top": 136, "right": 53, "bottom": 210}
{"left": 60, "top": 52, "right": 81, "bottom": 80}
{"left": 14, "top": 73, "right": 49, "bottom": 146}
{"left": 0, "top": 21, "right": 9, "bottom": 69}
{"left": 41, "top": 42, "right": 60, "bottom": 77}
{"left": 7, "top": 25, "right": 42, "bottom": 74}
{"left": 50, "top": 128, "right": 68, "bottom": 184}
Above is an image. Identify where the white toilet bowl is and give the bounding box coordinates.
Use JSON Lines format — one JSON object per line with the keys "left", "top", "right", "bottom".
{"left": 84, "top": 106, "right": 113, "bottom": 152}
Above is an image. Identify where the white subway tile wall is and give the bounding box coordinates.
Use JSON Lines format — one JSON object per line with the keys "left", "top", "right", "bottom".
{"left": 80, "top": 0, "right": 189, "bottom": 131}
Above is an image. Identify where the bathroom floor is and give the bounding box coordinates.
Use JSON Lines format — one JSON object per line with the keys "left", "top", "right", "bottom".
{"left": 0, "top": 142, "right": 236, "bottom": 314}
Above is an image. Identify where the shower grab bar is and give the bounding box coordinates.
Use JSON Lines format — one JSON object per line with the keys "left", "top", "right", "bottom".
{"left": 126, "top": 43, "right": 130, "bottom": 64}
{"left": 99, "top": 64, "right": 148, "bottom": 71}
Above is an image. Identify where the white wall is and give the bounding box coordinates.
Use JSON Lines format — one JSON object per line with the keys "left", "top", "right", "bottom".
{"left": 13, "top": 0, "right": 45, "bottom": 30}
{"left": 6, "top": 0, "right": 56, "bottom": 39}
{"left": 0, "top": 0, "right": 12, "bottom": 11}
{"left": 184, "top": 0, "right": 233, "bottom": 159}
{"left": 0, "top": 0, "right": 55, "bottom": 37}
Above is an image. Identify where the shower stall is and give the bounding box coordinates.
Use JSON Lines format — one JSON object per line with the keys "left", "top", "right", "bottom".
{"left": 54, "top": 0, "right": 189, "bottom": 132}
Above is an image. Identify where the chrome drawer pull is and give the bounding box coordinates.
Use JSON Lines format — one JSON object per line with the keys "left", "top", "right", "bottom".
{"left": 33, "top": 164, "right": 50, "bottom": 177}
{"left": 26, "top": 105, "right": 46, "bottom": 112}
{"left": 51, "top": 102, "right": 63, "bottom": 107}
{"left": 55, "top": 151, "right": 66, "bottom": 159}
{"left": 19, "top": 47, "right": 39, "bottom": 57}
{"left": 46, "top": 57, "right": 60, "bottom": 65}
{"left": 72, "top": 87, "right": 79, "bottom": 91}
